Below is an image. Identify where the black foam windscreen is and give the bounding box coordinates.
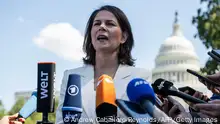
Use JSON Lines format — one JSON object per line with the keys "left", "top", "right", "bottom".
{"left": 151, "top": 78, "right": 174, "bottom": 96}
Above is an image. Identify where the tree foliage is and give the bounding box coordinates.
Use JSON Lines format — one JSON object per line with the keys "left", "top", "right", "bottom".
{"left": 2, "top": 96, "right": 59, "bottom": 124}
{"left": 192, "top": 0, "right": 220, "bottom": 74}
{"left": 0, "top": 100, "right": 6, "bottom": 118}
{"left": 8, "top": 97, "right": 25, "bottom": 115}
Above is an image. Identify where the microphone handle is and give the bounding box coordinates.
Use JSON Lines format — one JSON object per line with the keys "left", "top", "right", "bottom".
{"left": 174, "top": 91, "right": 207, "bottom": 103}
{"left": 140, "top": 100, "right": 178, "bottom": 124}
{"left": 140, "top": 99, "right": 154, "bottom": 116}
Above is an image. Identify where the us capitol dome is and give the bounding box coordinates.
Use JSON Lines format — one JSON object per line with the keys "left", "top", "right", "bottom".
{"left": 152, "top": 12, "right": 212, "bottom": 108}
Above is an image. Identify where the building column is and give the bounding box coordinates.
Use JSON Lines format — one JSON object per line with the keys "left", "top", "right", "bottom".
{"left": 180, "top": 72, "right": 182, "bottom": 82}
{"left": 161, "top": 72, "right": 164, "bottom": 79}
{"left": 184, "top": 72, "right": 187, "bottom": 81}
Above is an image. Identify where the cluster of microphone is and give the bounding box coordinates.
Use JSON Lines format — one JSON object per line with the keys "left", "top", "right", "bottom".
{"left": 14, "top": 62, "right": 215, "bottom": 124}
{"left": 16, "top": 62, "right": 56, "bottom": 124}
{"left": 61, "top": 72, "right": 192, "bottom": 124}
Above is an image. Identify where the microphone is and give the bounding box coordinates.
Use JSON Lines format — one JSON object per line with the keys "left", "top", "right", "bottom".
{"left": 95, "top": 74, "right": 117, "bottom": 124}
{"left": 127, "top": 78, "right": 178, "bottom": 124}
{"left": 37, "top": 62, "right": 56, "bottom": 124}
{"left": 115, "top": 99, "right": 152, "bottom": 124}
{"left": 152, "top": 78, "right": 207, "bottom": 104}
{"left": 62, "top": 74, "right": 82, "bottom": 124}
{"left": 17, "top": 91, "right": 37, "bottom": 119}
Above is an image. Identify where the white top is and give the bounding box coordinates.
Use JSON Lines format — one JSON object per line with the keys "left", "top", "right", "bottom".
{"left": 55, "top": 64, "right": 151, "bottom": 124}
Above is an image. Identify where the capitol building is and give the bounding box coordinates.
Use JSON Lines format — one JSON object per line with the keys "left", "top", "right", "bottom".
{"left": 152, "top": 12, "right": 212, "bottom": 108}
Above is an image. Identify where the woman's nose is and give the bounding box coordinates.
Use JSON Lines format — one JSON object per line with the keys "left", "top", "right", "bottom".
{"left": 99, "top": 23, "right": 107, "bottom": 31}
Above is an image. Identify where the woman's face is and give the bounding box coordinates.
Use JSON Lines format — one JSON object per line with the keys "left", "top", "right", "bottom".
{"left": 91, "top": 10, "right": 127, "bottom": 53}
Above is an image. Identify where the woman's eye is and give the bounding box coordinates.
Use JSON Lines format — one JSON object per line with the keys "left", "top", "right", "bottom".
{"left": 107, "top": 23, "right": 115, "bottom": 26}
{"left": 93, "top": 23, "right": 100, "bottom": 26}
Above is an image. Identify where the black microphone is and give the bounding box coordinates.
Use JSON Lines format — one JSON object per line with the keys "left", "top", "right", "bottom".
{"left": 151, "top": 78, "right": 207, "bottom": 104}
{"left": 62, "top": 74, "right": 82, "bottom": 124}
{"left": 37, "top": 62, "right": 56, "bottom": 124}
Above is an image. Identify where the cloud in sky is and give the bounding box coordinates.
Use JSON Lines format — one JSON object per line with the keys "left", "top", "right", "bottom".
{"left": 33, "top": 23, "right": 85, "bottom": 61}
{"left": 17, "top": 16, "right": 25, "bottom": 23}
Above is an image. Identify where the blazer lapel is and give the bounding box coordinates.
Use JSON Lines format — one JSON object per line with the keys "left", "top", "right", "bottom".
{"left": 113, "top": 64, "right": 132, "bottom": 99}
{"left": 79, "top": 64, "right": 132, "bottom": 85}
{"left": 79, "top": 64, "right": 133, "bottom": 121}
{"left": 77, "top": 64, "right": 94, "bottom": 86}
{"left": 114, "top": 64, "right": 132, "bottom": 80}
{"left": 77, "top": 65, "right": 97, "bottom": 120}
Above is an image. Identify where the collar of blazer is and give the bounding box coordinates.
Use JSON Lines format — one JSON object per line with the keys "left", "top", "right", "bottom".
{"left": 77, "top": 64, "right": 133, "bottom": 119}
{"left": 78, "top": 64, "right": 133, "bottom": 81}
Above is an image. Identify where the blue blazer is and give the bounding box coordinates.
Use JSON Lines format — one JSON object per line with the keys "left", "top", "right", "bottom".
{"left": 56, "top": 64, "right": 151, "bottom": 124}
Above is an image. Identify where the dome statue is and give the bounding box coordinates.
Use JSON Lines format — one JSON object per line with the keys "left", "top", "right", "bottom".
{"left": 152, "top": 11, "right": 212, "bottom": 109}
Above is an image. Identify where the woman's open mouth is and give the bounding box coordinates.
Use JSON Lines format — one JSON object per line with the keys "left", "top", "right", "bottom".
{"left": 97, "top": 35, "right": 109, "bottom": 42}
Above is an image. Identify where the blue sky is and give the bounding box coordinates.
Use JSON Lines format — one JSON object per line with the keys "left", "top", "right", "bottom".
{"left": 0, "top": 0, "right": 209, "bottom": 111}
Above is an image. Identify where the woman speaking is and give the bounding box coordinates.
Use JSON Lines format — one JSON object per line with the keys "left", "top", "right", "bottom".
{"left": 56, "top": 5, "right": 150, "bottom": 124}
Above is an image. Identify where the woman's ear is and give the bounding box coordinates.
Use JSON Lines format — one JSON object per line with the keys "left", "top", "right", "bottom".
{"left": 121, "top": 32, "right": 128, "bottom": 44}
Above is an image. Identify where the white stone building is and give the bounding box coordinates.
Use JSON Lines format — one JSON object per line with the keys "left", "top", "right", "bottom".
{"left": 152, "top": 12, "right": 212, "bottom": 108}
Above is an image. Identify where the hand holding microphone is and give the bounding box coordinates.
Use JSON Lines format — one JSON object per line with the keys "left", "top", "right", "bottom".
{"left": 198, "top": 72, "right": 220, "bottom": 94}
{"left": 178, "top": 86, "right": 210, "bottom": 102}
{"left": 0, "top": 113, "right": 25, "bottom": 124}
{"left": 178, "top": 86, "right": 210, "bottom": 112}
{"left": 186, "top": 69, "right": 220, "bottom": 94}
{"left": 159, "top": 96, "right": 193, "bottom": 124}
{"left": 194, "top": 100, "right": 220, "bottom": 121}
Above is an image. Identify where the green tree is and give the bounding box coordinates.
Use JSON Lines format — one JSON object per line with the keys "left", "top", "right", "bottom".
{"left": 48, "top": 97, "right": 59, "bottom": 122}
{"left": 8, "top": 97, "right": 25, "bottom": 115}
{"left": 6, "top": 96, "right": 59, "bottom": 124}
{"left": 0, "top": 100, "right": 6, "bottom": 118}
{"left": 29, "top": 97, "right": 59, "bottom": 124}
{"left": 27, "top": 112, "right": 42, "bottom": 124}
{"left": 192, "top": 0, "right": 220, "bottom": 74}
